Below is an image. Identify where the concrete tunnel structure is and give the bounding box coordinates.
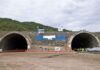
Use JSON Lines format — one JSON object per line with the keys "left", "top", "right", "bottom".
{"left": 68, "top": 32, "right": 100, "bottom": 51}
{"left": 0, "top": 32, "right": 100, "bottom": 52}
{"left": 0, "top": 32, "right": 31, "bottom": 52}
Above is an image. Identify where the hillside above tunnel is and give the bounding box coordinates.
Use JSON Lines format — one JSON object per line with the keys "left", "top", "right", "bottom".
{"left": 0, "top": 18, "right": 70, "bottom": 32}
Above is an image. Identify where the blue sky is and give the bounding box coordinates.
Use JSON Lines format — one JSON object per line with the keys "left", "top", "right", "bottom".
{"left": 0, "top": 0, "right": 100, "bottom": 32}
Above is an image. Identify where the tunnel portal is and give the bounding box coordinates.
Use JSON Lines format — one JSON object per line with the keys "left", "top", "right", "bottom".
{"left": 71, "top": 33, "right": 99, "bottom": 51}
{"left": 1, "top": 33, "right": 28, "bottom": 52}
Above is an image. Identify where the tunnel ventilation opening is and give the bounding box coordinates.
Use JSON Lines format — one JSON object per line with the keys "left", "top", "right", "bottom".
{"left": 1, "top": 33, "right": 28, "bottom": 52}
{"left": 71, "top": 33, "right": 99, "bottom": 52}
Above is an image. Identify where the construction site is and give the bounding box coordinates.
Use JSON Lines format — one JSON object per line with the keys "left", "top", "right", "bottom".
{"left": 0, "top": 31, "right": 100, "bottom": 70}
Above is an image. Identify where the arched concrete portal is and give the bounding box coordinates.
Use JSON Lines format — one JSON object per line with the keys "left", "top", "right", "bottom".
{"left": 71, "top": 33, "right": 99, "bottom": 51}
{"left": 0, "top": 33, "right": 30, "bottom": 52}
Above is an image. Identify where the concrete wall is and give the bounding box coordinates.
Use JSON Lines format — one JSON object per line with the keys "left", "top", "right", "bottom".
{"left": 0, "top": 31, "right": 99, "bottom": 52}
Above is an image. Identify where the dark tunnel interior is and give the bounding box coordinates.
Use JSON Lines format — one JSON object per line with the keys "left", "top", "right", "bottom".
{"left": 1, "top": 33, "right": 28, "bottom": 52}
{"left": 71, "top": 33, "right": 99, "bottom": 51}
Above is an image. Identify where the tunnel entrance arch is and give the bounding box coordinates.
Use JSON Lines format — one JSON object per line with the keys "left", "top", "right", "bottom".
{"left": 0, "top": 32, "right": 30, "bottom": 52}
{"left": 70, "top": 32, "right": 99, "bottom": 51}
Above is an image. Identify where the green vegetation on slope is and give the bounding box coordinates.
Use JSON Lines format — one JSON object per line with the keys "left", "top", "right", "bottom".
{"left": 0, "top": 18, "right": 70, "bottom": 32}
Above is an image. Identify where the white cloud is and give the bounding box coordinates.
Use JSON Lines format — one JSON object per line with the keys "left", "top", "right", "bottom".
{"left": 0, "top": 0, "right": 100, "bottom": 32}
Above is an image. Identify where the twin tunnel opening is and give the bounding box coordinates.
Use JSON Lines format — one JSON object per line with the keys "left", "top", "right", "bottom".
{"left": 0, "top": 33, "right": 28, "bottom": 52}
{"left": 71, "top": 33, "right": 99, "bottom": 51}
{"left": 0, "top": 32, "right": 99, "bottom": 52}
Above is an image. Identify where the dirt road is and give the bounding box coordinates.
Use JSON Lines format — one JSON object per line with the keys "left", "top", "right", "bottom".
{"left": 0, "top": 52, "right": 100, "bottom": 70}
